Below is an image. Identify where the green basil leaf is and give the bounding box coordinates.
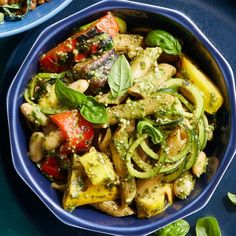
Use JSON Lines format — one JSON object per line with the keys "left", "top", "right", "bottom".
{"left": 196, "top": 217, "right": 221, "bottom": 236}
{"left": 55, "top": 79, "right": 108, "bottom": 124}
{"left": 145, "top": 29, "right": 181, "bottom": 55}
{"left": 28, "top": 72, "right": 66, "bottom": 100}
{"left": 137, "top": 119, "right": 163, "bottom": 144}
{"left": 108, "top": 54, "right": 132, "bottom": 98}
{"left": 228, "top": 192, "right": 236, "bottom": 205}
{"left": 80, "top": 96, "right": 108, "bottom": 124}
{"left": 155, "top": 219, "right": 190, "bottom": 236}
{"left": 55, "top": 78, "right": 87, "bottom": 108}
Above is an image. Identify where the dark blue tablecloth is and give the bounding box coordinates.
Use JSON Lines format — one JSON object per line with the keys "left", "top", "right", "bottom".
{"left": 0, "top": 0, "right": 236, "bottom": 235}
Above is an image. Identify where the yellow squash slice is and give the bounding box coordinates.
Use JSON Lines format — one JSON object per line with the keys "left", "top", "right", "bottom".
{"left": 181, "top": 56, "right": 223, "bottom": 114}
{"left": 63, "top": 155, "right": 119, "bottom": 211}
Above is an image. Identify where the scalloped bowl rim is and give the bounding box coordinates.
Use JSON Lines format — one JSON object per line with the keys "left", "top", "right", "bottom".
{"left": 6, "top": 0, "right": 236, "bottom": 235}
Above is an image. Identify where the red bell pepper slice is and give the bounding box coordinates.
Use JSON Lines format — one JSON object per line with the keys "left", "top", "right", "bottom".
{"left": 39, "top": 12, "right": 119, "bottom": 73}
{"left": 40, "top": 156, "right": 64, "bottom": 180}
{"left": 50, "top": 110, "right": 94, "bottom": 154}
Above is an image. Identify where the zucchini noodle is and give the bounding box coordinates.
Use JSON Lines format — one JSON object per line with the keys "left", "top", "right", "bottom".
{"left": 126, "top": 134, "right": 167, "bottom": 178}
{"left": 160, "top": 78, "right": 204, "bottom": 123}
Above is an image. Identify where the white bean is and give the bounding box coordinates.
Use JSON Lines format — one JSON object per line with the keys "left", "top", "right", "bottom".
{"left": 68, "top": 80, "right": 89, "bottom": 93}
{"left": 29, "top": 132, "right": 45, "bottom": 162}
{"left": 20, "top": 103, "right": 49, "bottom": 126}
{"left": 43, "top": 130, "right": 64, "bottom": 151}
{"left": 173, "top": 171, "right": 195, "bottom": 199}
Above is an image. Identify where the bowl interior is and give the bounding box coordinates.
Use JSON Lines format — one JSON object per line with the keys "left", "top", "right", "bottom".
{"left": 7, "top": 2, "right": 235, "bottom": 235}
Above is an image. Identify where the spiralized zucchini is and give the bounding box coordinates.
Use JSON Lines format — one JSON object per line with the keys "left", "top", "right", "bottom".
{"left": 20, "top": 13, "right": 222, "bottom": 218}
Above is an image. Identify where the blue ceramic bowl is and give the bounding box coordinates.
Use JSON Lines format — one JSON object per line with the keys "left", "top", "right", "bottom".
{"left": 0, "top": 0, "right": 72, "bottom": 38}
{"left": 6, "top": 0, "right": 236, "bottom": 235}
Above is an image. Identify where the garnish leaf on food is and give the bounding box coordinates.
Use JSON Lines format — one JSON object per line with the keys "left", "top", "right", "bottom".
{"left": 195, "top": 216, "right": 221, "bottom": 236}
{"left": 154, "top": 219, "right": 190, "bottom": 236}
{"left": 55, "top": 78, "right": 108, "bottom": 124}
{"left": 55, "top": 78, "right": 87, "bottom": 107}
{"left": 137, "top": 119, "right": 163, "bottom": 144}
{"left": 80, "top": 96, "right": 108, "bottom": 124}
{"left": 228, "top": 192, "right": 236, "bottom": 205}
{"left": 108, "top": 54, "right": 132, "bottom": 98}
{"left": 145, "top": 29, "right": 181, "bottom": 55}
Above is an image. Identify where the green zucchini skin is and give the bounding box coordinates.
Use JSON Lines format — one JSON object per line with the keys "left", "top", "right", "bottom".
{"left": 162, "top": 160, "right": 186, "bottom": 183}
{"left": 159, "top": 157, "right": 185, "bottom": 174}
{"left": 164, "top": 124, "right": 192, "bottom": 163}
{"left": 126, "top": 134, "right": 168, "bottom": 179}
{"left": 160, "top": 78, "right": 204, "bottom": 124}
{"left": 198, "top": 117, "right": 206, "bottom": 151}
{"left": 184, "top": 129, "right": 200, "bottom": 171}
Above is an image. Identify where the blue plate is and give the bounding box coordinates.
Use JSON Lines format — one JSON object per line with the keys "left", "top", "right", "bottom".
{"left": 0, "top": 0, "right": 73, "bottom": 38}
